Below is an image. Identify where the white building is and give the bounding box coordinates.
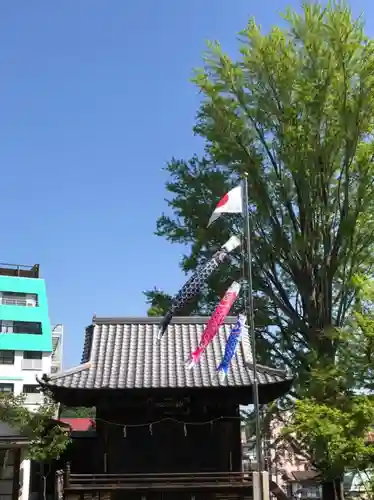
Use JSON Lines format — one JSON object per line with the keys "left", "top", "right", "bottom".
{"left": 0, "top": 325, "right": 64, "bottom": 409}
{"left": 0, "top": 263, "right": 64, "bottom": 500}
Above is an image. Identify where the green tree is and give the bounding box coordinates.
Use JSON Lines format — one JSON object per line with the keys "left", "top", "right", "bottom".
{"left": 275, "top": 279, "right": 374, "bottom": 499}
{"left": 146, "top": 3, "right": 374, "bottom": 498}
{"left": 0, "top": 392, "right": 70, "bottom": 462}
{"left": 282, "top": 333, "right": 374, "bottom": 499}
{"left": 59, "top": 405, "right": 96, "bottom": 419}
{"left": 284, "top": 397, "right": 374, "bottom": 499}
{"left": 340, "top": 276, "right": 374, "bottom": 393}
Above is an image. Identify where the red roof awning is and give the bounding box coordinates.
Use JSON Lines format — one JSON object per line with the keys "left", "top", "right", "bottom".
{"left": 59, "top": 418, "right": 95, "bottom": 432}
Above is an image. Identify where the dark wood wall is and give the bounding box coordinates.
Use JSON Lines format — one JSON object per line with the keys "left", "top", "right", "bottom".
{"left": 94, "top": 393, "right": 242, "bottom": 474}
{"left": 63, "top": 436, "right": 98, "bottom": 473}
{"left": 65, "top": 390, "right": 243, "bottom": 475}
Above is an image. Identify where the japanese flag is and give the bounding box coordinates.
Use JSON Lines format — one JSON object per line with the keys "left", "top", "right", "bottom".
{"left": 207, "top": 185, "right": 243, "bottom": 227}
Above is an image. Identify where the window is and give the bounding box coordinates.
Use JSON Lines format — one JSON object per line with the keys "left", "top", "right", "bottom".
{"left": 23, "top": 384, "right": 40, "bottom": 394}
{"left": 0, "top": 321, "right": 42, "bottom": 334}
{"left": 0, "top": 449, "right": 15, "bottom": 467}
{"left": 0, "top": 384, "right": 14, "bottom": 394}
{"left": 13, "top": 321, "right": 42, "bottom": 335}
{"left": 0, "top": 291, "right": 38, "bottom": 307}
{"left": 0, "top": 350, "right": 14, "bottom": 365}
{"left": 23, "top": 351, "right": 42, "bottom": 360}
{"left": 0, "top": 449, "right": 15, "bottom": 484}
{"left": 0, "top": 321, "right": 13, "bottom": 334}
{"left": 22, "top": 384, "right": 42, "bottom": 404}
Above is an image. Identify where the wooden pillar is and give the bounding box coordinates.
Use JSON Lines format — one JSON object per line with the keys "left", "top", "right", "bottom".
{"left": 64, "top": 462, "right": 71, "bottom": 486}
{"left": 55, "top": 470, "right": 64, "bottom": 500}
{"left": 94, "top": 410, "right": 108, "bottom": 473}
{"left": 216, "top": 416, "right": 242, "bottom": 473}
{"left": 103, "top": 424, "right": 108, "bottom": 473}
{"left": 218, "top": 420, "right": 231, "bottom": 471}
{"left": 232, "top": 417, "right": 242, "bottom": 471}
{"left": 12, "top": 448, "right": 20, "bottom": 500}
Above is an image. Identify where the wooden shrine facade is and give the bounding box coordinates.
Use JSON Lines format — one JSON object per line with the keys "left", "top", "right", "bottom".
{"left": 40, "top": 316, "right": 293, "bottom": 500}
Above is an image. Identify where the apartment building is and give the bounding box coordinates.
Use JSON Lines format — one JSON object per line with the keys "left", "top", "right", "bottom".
{"left": 0, "top": 263, "right": 62, "bottom": 408}
{"left": 241, "top": 420, "right": 322, "bottom": 498}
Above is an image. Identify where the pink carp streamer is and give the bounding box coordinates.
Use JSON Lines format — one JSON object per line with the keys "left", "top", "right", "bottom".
{"left": 187, "top": 281, "right": 241, "bottom": 369}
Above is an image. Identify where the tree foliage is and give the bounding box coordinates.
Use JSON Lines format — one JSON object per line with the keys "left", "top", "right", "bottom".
{"left": 340, "top": 276, "right": 374, "bottom": 393}
{"left": 146, "top": 2, "right": 374, "bottom": 497}
{"left": 284, "top": 397, "right": 374, "bottom": 480}
{"left": 147, "top": 0, "right": 374, "bottom": 384}
{"left": 0, "top": 392, "right": 71, "bottom": 462}
{"left": 59, "top": 405, "right": 96, "bottom": 419}
{"left": 280, "top": 280, "right": 374, "bottom": 497}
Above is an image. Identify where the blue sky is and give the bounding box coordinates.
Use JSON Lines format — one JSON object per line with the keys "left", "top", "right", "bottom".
{"left": 0, "top": 0, "right": 372, "bottom": 368}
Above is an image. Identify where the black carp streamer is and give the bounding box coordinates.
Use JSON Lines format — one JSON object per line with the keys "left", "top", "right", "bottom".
{"left": 156, "top": 235, "right": 241, "bottom": 340}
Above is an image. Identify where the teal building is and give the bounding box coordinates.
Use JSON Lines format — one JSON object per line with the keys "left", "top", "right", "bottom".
{"left": 0, "top": 264, "right": 52, "bottom": 352}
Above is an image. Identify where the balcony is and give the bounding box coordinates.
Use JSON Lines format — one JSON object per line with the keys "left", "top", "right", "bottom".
{"left": 52, "top": 324, "right": 63, "bottom": 335}
{"left": 21, "top": 358, "right": 43, "bottom": 370}
{"left": 0, "top": 296, "right": 37, "bottom": 307}
{"left": 52, "top": 335, "right": 62, "bottom": 355}
{"left": 52, "top": 324, "right": 63, "bottom": 368}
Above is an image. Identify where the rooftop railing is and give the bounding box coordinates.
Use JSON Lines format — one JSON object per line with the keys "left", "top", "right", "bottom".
{"left": 0, "top": 263, "right": 40, "bottom": 278}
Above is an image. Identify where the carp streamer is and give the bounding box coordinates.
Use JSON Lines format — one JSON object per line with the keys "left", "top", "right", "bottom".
{"left": 187, "top": 281, "right": 241, "bottom": 368}
{"left": 156, "top": 236, "right": 240, "bottom": 340}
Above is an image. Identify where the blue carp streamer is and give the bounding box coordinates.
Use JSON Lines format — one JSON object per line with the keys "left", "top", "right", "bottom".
{"left": 217, "top": 314, "right": 247, "bottom": 380}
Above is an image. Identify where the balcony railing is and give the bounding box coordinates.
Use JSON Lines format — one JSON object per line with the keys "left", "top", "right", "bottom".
{"left": 0, "top": 263, "right": 39, "bottom": 278}
{"left": 52, "top": 350, "right": 62, "bottom": 362}
{"left": 21, "top": 359, "right": 43, "bottom": 370}
{"left": 0, "top": 297, "right": 37, "bottom": 307}
{"left": 52, "top": 324, "right": 63, "bottom": 335}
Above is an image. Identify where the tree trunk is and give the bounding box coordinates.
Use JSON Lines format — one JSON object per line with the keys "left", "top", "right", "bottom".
{"left": 322, "top": 478, "right": 344, "bottom": 500}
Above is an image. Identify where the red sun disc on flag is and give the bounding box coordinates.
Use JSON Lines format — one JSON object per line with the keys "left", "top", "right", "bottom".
{"left": 216, "top": 193, "right": 229, "bottom": 208}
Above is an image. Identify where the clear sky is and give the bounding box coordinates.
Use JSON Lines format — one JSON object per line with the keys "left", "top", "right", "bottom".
{"left": 0, "top": 0, "right": 372, "bottom": 368}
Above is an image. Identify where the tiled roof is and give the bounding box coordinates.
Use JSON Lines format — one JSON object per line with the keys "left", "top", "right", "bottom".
{"left": 41, "top": 317, "right": 292, "bottom": 392}
{"left": 288, "top": 470, "right": 320, "bottom": 483}
{"left": 0, "top": 421, "right": 28, "bottom": 441}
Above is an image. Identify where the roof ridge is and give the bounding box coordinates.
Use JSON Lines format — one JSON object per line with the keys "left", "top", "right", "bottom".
{"left": 48, "top": 362, "right": 91, "bottom": 380}
{"left": 92, "top": 316, "right": 238, "bottom": 325}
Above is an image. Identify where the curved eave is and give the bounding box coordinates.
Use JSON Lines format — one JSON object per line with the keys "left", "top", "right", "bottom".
{"left": 256, "top": 376, "right": 294, "bottom": 404}
{"left": 39, "top": 375, "right": 294, "bottom": 407}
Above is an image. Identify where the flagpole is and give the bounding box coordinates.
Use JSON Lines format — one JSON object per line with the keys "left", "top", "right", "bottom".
{"left": 242, "top": 173, "right": 264, "bottom": 497}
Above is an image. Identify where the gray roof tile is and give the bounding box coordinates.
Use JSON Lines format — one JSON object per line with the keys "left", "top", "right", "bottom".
{"left": 44, "top": 317, "right": 292, "bottom": 390}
